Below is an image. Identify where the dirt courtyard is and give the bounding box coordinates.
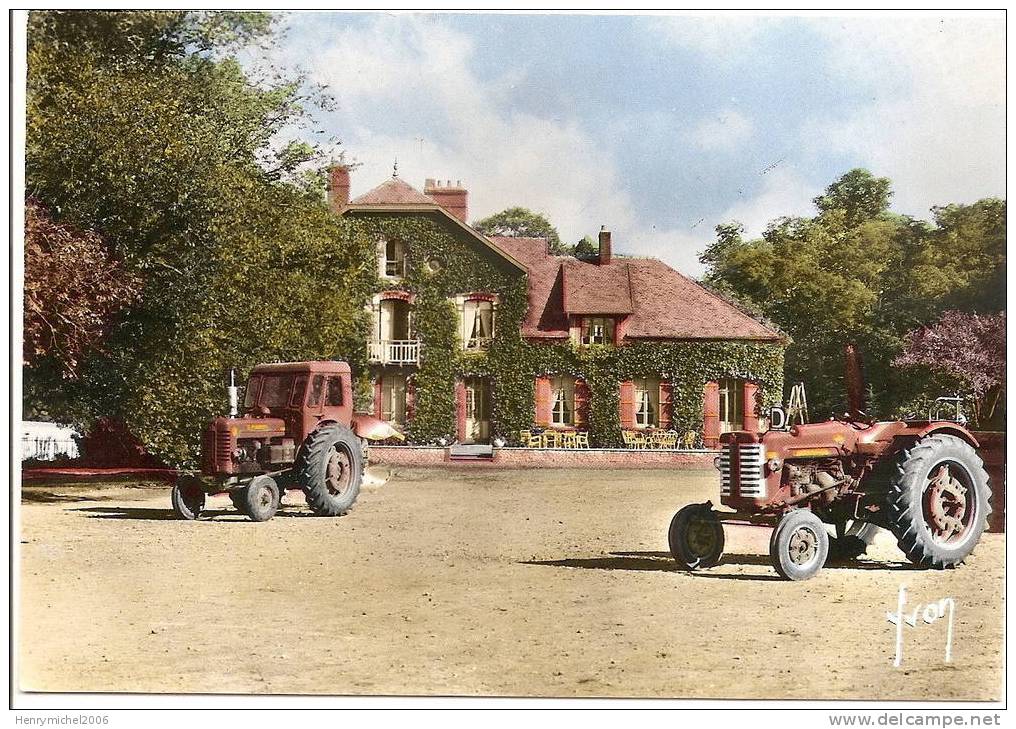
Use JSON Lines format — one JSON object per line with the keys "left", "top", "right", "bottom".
{"left": 18, "top": 467, "right": 1004, "bottom": 699}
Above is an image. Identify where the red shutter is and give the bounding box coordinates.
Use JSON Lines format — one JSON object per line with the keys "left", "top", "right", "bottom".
{"left": 405, "top": 376, "right": 416, "bottom": 422}
{"left": 373, "top": 377, "right": 384, "bottom": 420}
{"left": 619, "top": 381, "right": 635, "bottom": 429}
{"left": 743, "top": 382, "right": 760, "bottom": 433}
{"left": 455, "top": 380, "right": 467, "bottom": 442}
{"left": 659, "top": 380, "right": 673, "bottom": 430}
{"left": 574, "top": 378, "right": 591, "bottom": 428}
{"left": 535, "top": 376, "right": 552, "bottom": 426}
{"left": 703, "top": 381, "right": 720, "bottom": 448}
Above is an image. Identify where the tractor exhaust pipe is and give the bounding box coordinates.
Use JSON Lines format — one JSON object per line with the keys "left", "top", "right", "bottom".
{"left": 844, "top": 343, "right": 866, "bottom": 419}
{"left": 227, "top": 368, "right": 239, "bottom": 417}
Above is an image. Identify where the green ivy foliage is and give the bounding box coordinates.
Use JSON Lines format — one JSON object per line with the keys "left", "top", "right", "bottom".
{"left": 348, "top": 211, "right": 785, "bottom": 447}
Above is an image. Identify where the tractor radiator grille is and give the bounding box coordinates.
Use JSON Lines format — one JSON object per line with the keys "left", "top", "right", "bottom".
{"left": 720, "top": 443, "right": 766, "bottom": 498}
{"left": 719, "top": 447, "right": 732, "bottom": 495}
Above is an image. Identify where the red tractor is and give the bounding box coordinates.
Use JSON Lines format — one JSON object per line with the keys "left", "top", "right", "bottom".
{"left": 171, "top": 361, "right": 401, "bottom": 522}
{"left": 668, "top": 385, "right": 992, "bottom": 580}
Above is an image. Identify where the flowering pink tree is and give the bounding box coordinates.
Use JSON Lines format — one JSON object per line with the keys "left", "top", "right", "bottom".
{"left": 894, "top": 311, "right": 1005, "bottom": 426}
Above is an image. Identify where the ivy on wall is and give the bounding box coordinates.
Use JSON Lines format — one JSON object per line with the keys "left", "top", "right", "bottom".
{"left": 347, "top": 212, "right": 785, "bottom": 447}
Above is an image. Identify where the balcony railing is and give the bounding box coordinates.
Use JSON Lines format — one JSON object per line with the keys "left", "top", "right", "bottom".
{"left": 369, "top": 339, "right": 421, "bottom": 365}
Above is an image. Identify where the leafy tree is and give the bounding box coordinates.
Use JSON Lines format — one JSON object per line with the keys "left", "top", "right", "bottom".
{"left": 25, "top": 10, "right": 373, "bottom": 465}
{"left": 473, "top": 207, "right": 565, "bottom": 254}
{"left": 894, "top": 311, "right": 1005, "bottom": 428}
{"left": 571, "top": 235, "right": 598, "bottom": 258}
{"left": 813, "top": 168, "right": 892, "bottom": 227}
{"left": 23, "top": 199, "right": 140, "bottom": 377}
{"left": 701, "top": 168, "right": 1006, "bottom": 420}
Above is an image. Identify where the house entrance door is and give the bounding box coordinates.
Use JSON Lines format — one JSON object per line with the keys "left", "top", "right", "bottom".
{"left": 463, "top": 377, "right": 491, "bottom": 444}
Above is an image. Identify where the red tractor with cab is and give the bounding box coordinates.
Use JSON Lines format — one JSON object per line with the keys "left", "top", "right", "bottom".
{"left": 668, "top": 356, "right": 992, "bottom": 580}
{"left": 172, "top": 360, "right": 401, "bottom": 522}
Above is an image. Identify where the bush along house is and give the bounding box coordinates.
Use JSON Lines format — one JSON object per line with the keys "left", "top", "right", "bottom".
{"left": 330, "top": 165, "right": 786, "bottom": 450}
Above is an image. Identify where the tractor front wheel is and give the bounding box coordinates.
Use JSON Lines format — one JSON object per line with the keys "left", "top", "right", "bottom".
{"left": 668, "top": 503, "right": 725, "bottom": 570}
{"left": 295, "top": 425, "right": 363, "bottom": 516}
{"left": 888, "top": 433, "right": 991, "bottom": 569}
{"left": 171, "top": 476, "right": 206, "bottom": 520}
{"left": 769, "top": 509, "right": 829, "bottom": 581}
{"left": 243, "top": 476, "right": 280, "bottom": 522}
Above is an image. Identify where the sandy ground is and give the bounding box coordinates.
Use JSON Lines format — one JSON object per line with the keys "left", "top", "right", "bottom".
{"left": 18, "top": 468, "right": 1004, "bottom": 699}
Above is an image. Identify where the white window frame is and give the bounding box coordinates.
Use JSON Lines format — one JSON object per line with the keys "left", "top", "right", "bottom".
{"left": 718, "top": 378, "right": 745, "bottom": 433}
{"left": 550, "top": 376, "right": 575, "bottom": 427}
{"left": 580, "top": 317, "right": 615, "bottom": 346}
{"left": 463, "top": 299, "right": 495, "bottom": 350}
{"left": 634, "top": 378, "right": 661, "bottom": 428}
{"left": 384, "top": 239, "right": 406, "bottom": 278}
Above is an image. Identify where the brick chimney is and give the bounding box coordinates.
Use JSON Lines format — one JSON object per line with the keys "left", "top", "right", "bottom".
{"left": 327, "top": 164, "right": 351, "bottom": 213}
{"left": 424, "top": 178, "right": 468, "bottom": 222}
{"left": 598, "top": 225, "right": 612, "bottom": 265}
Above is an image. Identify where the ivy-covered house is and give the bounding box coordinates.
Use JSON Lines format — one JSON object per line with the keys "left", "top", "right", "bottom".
{"left": 329, "top": 165, "right": 785, "bottom": 448}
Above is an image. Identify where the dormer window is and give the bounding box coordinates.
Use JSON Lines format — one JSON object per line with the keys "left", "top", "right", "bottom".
{"left": 580, "top": 317, "right": 615, "bottom": 346}
{"left": 384, "top": 239, "right": 406, "bottom": 278}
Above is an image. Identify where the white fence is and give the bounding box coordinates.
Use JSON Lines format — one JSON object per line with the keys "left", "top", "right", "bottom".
{"left": 21, "top": 421, "right": 80, "bottom": 461}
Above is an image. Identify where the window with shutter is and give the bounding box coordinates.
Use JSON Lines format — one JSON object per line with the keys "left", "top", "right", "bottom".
{"left": 619, "top": 381, "right": 636, "bottom": 429}
{"left": 659, "top": 380, "right": 674, "bottom": 430}
{"left": 574, "top": 378, "right": 590, "bottom": 428}
{"left": 534, "top": 376, "right": 553, "bottom": 426}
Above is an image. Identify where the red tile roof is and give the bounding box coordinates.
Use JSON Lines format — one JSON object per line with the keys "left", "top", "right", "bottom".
{"left": 562, "top": 258, "right": 634, "bottom": 315}
{"left": 623, "top": 258, "right": 780, "bottom": 340}
{"left": 350, "top": 177, "right": 438, "bottom": 206}
{"left": 488, "top": 237, "right": 570, "bottom": 338}
{"left": 487, "top": 237, "right": 782, "bottom": 342}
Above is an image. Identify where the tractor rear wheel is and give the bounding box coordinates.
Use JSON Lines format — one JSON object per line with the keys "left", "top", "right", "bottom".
{"left": 295, "top": 424, "right": 363, "bottom": 517}
{"left": 769, "top": 509, "right": 829, "bottom": 581}
{"left": 243, "top": 476, "right": 280, "bottom": 522}
{"left": 171, "top": 476, "right": 205, "bottom": 520}
{"left": 668, "top": 503, "right": 724, "bottom": 570}
{"left": 887, "top": 433, "right": 991, "bottom": 569}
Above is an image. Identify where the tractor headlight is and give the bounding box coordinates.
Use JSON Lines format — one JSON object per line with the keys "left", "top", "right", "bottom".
{"left": 713, "top": 456, "right": 723, "bottom": 470}
{"left": 767, "top": 457, "right": 782, "bottom": 473}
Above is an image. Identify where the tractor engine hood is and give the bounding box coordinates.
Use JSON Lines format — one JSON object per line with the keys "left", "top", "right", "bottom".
{"left": 213, "top": 416, "right": 287, "bottom": 439}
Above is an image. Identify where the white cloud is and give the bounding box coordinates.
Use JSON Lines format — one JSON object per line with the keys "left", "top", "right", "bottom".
{"left": 803, "top": 16, "right": 1005, "bottom": 216}
{"left": 718, "top": 164, "right": 817, "bottom": 237}
{"left": 688, "top": 109, "right": 754, "bottom": 152}
{"left": 287, "top": 15, "right": 722, "bottom": 271}
{"left": 646, "top": 14, "right": 783, "bottom": 61}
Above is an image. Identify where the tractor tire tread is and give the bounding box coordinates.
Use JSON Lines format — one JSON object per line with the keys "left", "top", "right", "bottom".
{"left": 887, "top": 434, "right": 990, "bottom": 569}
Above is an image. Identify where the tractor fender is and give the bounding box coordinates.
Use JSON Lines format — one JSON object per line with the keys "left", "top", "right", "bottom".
{"left": 914, "top": 423, "right": 980, "bottom": 449}
{"left": 351, "top": 413, "right": 405, "bottom": 442}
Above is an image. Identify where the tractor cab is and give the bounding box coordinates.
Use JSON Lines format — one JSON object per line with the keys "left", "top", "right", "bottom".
{"left": 242, "top": 361, "right": 353, "bottom": 444}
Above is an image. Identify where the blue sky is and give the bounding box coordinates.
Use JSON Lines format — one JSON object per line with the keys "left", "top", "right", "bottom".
{"left": 265, "top": 12, "right": 1005, "bottom": 276}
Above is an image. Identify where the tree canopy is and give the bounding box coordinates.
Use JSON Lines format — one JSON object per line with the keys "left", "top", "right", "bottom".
{"left": 473, "top": 207, "right": 565, "bottom": 254}
{"left": 700, "top": 169, "right": 1005, "bottom": 425}
{"left": 25, "top": 10, "right": 374, "bottom": 465}
{"left": 23, "top": 200, "right": 140, "bottom": 378}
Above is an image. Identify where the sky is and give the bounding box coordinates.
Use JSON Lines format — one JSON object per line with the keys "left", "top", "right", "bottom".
{"left": 263, "top": 11, "right": 1005, "bottom": 277}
